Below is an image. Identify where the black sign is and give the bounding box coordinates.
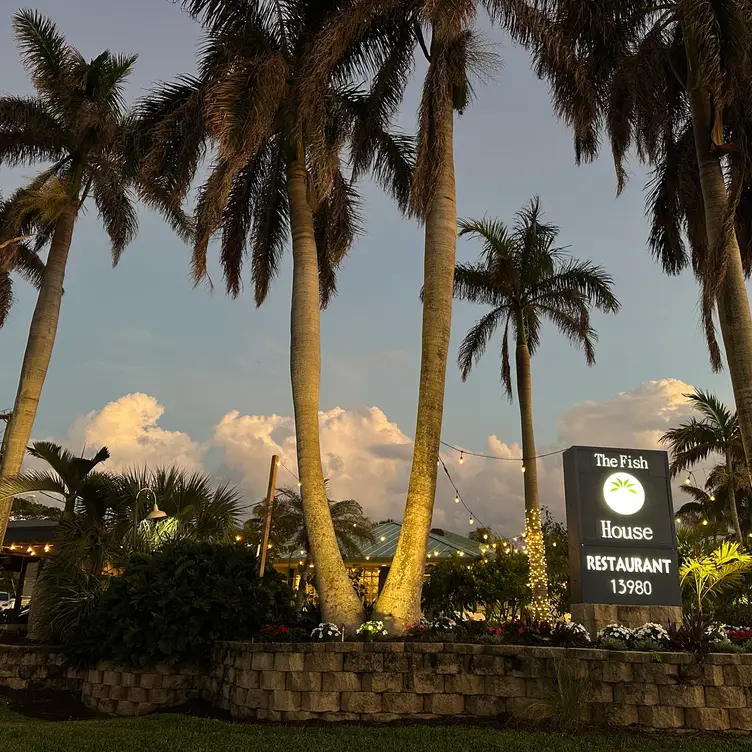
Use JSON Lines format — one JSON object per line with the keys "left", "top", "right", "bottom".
{"left": 563, "top": 445, "right": 682, "bottom": 606}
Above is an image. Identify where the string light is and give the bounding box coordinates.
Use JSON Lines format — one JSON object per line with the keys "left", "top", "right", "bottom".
{"left": 440, "top": 440, "right": 566, "bottom": 463}
{"left": 459, "top": 452, "right": 464, "bottom": 464}
{"left": 437, "top": 457, "right": 488, "bottom": 532}
{"left": 44, "top": 544, "right": 51, "bottom": 553}
{"left": 525, "top": 506, "right": 551, "bottom": 621}
{"left": 454, "top": 494, "right": 460, "bottom": 504}
{"left": 235, "top": 535, "right": 242, "bottom": 542}
{"left": 709, "top": 494, "right": 715, "bottom": 501}
{"left": 521, "top": 464, "right": 526, "bottom": 473}
{"left": 702, "top": 519, "right": 709, "bottom": 526}
{"left": 469, "top": 517, "right": 474, "bottom": 525}
{"left": 483, "top": 534, "right": 488, "bottom": 540}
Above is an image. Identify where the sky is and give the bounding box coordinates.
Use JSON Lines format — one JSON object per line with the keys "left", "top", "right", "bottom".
{"left": 0, "top": 1, "right": 740, "bottom": 536}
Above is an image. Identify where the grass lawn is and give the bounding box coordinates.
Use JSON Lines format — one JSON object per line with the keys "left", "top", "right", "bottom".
{"left": 2, "top": 700, "right": 752, "bottom": 752}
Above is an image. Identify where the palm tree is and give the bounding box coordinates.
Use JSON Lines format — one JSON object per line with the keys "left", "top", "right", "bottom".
{"left": 0, "top": 194, "right": 47, "bottom": 330}
{"left": 0, "top": 11, "right": 143, "bottom": 543}
{"left": 533, "top": 0, "right": 752, "bottom": 486}
{"left": 114, "top": 466, "right": 243, "bottom": 547}
{"left": 310, "top": 0, "right": 585, "bottom": 631}
{"left": 452, "top": 198, "right": 619, "bottom": 617}
{"left": 245, "top": 486, "right": 376, "bottom": 608}
{"left": 132, "top": 0, "right": 411, "bottom": 628}
{"left": 660, "top": 390, "right": 745, "bottom": 543}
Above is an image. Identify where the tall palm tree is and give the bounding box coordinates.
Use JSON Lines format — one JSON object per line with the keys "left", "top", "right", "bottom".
{"left": 452, "top": 198, "right": 619, "bottom": 617}
{"left": 310, "top": 0, "right": 584, "bottom": 630}
{"left": 132, "top": 0, "right": 411, "bottom": 628}
{"left": 245, "top": 486, "right": 376, "bottom": 607}
{"left": 533, "top": 0, "right": 752, "bottom": 485}
{"left": 660, "top": 390, "right": 745, "bottom": 543}
{"left": 0, "top": 11, "right": 143, "bottom": 543}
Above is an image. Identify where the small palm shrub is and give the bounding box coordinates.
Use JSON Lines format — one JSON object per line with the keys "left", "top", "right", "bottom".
{"left": 68, "top": 541, "right": 293, "bottom": 667}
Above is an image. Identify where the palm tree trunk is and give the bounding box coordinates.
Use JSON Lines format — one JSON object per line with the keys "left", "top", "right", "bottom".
{"left": 0, "top": 205, "right": 76, "bottom": 544}
{"left": 287, "top": 154, "right": 363, "bottom": 630}
{"left": 726, "top": 451, "right": 743, "bottom": 544}
{"left": 374, "top": 99, "right": 457, "bottom": 632}
{"left": 295, "top": 561, "right": 311, "bottom": 610}
{"left": 685, "top": 39, "right": 752, "bottom": 479}
{"left": 514, "top": 310, "right": 549, "bottom": 619}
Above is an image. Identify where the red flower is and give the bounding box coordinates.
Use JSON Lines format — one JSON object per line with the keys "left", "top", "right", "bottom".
{"left": 518, "top": 627, "right": 524, "bottom": 634}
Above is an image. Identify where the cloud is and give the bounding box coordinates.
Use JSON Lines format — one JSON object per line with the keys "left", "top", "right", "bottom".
{"left": 65, "top": 393, "right": 206, "bottom": 473}
{"left": 41, "top": 378, "right": 704, "bottom": 538}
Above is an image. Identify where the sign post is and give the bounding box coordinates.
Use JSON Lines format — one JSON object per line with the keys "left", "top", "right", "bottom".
{"left": 563, "top": 446, "right": 682, "bottom": 635}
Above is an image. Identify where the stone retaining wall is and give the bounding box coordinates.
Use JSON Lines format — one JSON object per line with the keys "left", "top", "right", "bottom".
{"left": 6, "top": 640, "right": 752, "bottom": 730}
{"left": 0, "top": 644, "right": 82, "bottom": 691}
{"left": 81, "top": 663, "right": 204, "bottom": 716}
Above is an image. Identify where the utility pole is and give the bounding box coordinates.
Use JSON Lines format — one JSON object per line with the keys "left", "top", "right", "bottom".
{"left": 258, "top": 454, "right": 279, "bottom": 577}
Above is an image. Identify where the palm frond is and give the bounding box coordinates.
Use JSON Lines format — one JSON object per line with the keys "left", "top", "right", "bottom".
{"left": 457, "top": 307, "right": 505, "bottom": 382}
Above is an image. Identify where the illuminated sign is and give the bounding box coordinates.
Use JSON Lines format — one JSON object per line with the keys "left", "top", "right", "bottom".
{"left": 563, "top": 446, "right": 681, "bottom": 606}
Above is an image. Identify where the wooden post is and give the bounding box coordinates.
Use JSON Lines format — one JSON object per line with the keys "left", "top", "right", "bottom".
{"left": 258, "top": 455, "right": 279, "bottom": 577}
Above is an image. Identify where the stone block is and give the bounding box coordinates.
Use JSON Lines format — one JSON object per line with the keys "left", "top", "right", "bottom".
{"left": 252, "top": 653, "right": 275, "bottom": 671}
{"left": 617, "top": 605, "right": 651, "bottom": 627}
{"left": 283, "top": 711, "right": 319, "bottom": 722}
{"left": 371, "top": 642, "right": 405, "bottom": 653}
{"left": 405, "top": 642, "right": 443, "bottom": 653}
{"left": 632, "top": 664, "right": 679, "bottom": 685}
{"left": 97, "top": 699, "right": 118, "bottom": 715}
{"left": 588, "top": 682, "right": 614, "bottom": 704}
{"left": 382, "top": 653, "right": 410, "bottom": 673}
{"left": 304, "top": 653, "right": 344, "bottom": 673}
{"left": 120, "top": 673, "right": 136, "bottom": 688}
{"left": 724, "top": 665, "right": 752, "bottom": 685}
{"left": 423, "top": 653, "right": 460, "bottom": 674}
{"left": 382, "top": 692, "right": 424, "bottom": 714}
{"left": 659, "top": 685, "right": 705, "bottom": 707}
{"left": 257, "top": 709, "right": 282, "bottom": 722}
{"left": 505, "top": 697, "right": 537, "bottom": 719}
{"left": 261, "top": 671, "right": 286, "bottom": 691}
{"left": 237, "top": 670, "right": 260, "bottom": 690}
{"left": 115, "top": 700, "right": 138, "bottom": 716}
{"left": 273, "top": 653, "right": 305, "bottom": 672}
{"left": 362, "top": 672, "right": 404, "bottom": 693}
{"left": 445, "top": 644, "right": 484, "bottom": 655}
{"left": 287, "top": 671, "right": 322, "bottom": 692}
{"left": 444, "top": 674, "right": 484, "bottom": 695}
{"left": 406, "top": 672, "right": 444, "bottom": 694}
{"left": 468, "top": 654, "right": 505, "bottom": 676}
{"left": 729, "top": 708, "right": 752, "bottom": 730}
{"left": 139, "top": 673, "right": 162, "bottom": 690}
{"left": 648, "top": 605, "right": 684, "bottom": 628}
{"left": 271, "top": 690, "right": 301, "bottom": 712}
{"left": 638, "top": 705, "right": 685, "bottom": 728}
{"left": 613, "top": 682, "right": 660, "bottom": 706}
{"left": 341, "top": 691, "right": 382, "bottom": 714}
{"left": 136, "top": 702, "right": 157, "bottom": 716}
{"left": 343, "top": 653, "right": 383, "bottom": 673}
{"left": 244, "top": 689, "right": 270, "bottom": 710}
{"left": 685, "top": 707, "right": 730, "bottom": 730}
{"left": 706, "top": 653, "right": 742, "bottom": 665}
{"left": 590, "top": 661, "right": 633, "bottom": 683}
{"left": 302, "top": 691, "right": 341, "bottom": 713}
{"left": 592, "top": 703, "right": 638, "bottom": 727}
{"left": 320, "top": 712, "right": 361, "bottom": 722}
{"left": 230, "top": 687, "right": 248, "bottom": 706}
{"left": 484, "top": 675, "right": 526, "bottom": 697}
{"left": 705, "top": 685, "right": 746, "bottom": 708}
{"left": 370, "top": 713, "right": 402, "bottom": 722}
{"left": 678, "top": 664, "right": 724, "bottom": 686}
{"left": 525, "top": 679, "right": 550, "bottom": 700}
{"left": 109, "top": 685, "right": 127, "bottom": 701}
{"left": 149, "top": 688, "right": 169, "bottom": 705}
{"left": 465, "top": 695, "right": 506, "bottom": 717}
{"left": 424, "top": 693, "right": 465, "bottom": 715}
{"left": 322, "top": 671, "right": 361, "bottom": 692}
{"left": 102, "top": 670, "right": 121, "bottom": 686}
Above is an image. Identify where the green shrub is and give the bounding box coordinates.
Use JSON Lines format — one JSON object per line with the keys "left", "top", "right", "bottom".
{"left": 68, "top": 541, "right": 294, "bottom": 667}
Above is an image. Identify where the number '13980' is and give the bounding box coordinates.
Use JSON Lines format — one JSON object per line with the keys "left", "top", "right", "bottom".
{"left": 609, "top": 579, "right": 652, "bottom": 596}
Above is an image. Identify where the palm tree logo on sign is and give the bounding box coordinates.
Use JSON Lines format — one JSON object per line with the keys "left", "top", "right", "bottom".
{"left": 602, "top": 473, "right": 645, "bottom": 516}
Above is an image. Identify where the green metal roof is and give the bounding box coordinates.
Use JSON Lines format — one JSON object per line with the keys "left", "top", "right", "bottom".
{"left": 277, "top": 521, "right": 483, "bottom": 563}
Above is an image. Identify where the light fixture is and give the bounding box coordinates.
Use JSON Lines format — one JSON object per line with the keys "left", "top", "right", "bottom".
{"left": 702, "top": 519, "right": 709, "bottom": 526}
{"left": 353, "top": 523, "right": 357, "bottom": 528}
{"left": 9, "top": 544, "right": 15, "bottom": 551}
{"left": 299, "top": 560, "right": 304, "bottom": 565}
{"left": 709, "top": 494, "right": 715, "bottom": 501}
{"left": 552, "top": 541, "right": 557, "bottom": 547}
{"left": 521, "top": 465, "right": 526, "bottom": 473}
{"left": 458, "top": 551, "right": 464, "bottom": 557}
{"left": 685, "top": 476, "right": 691, "bottom": 485}
{"left": 459, "top": 452, "right": 464, "bottom": 465}
{"left": 434, "top": 550, "right": 439, "bottom": 556}
{"left": 380, "top": 536, "right": 386, "bottom": 542}
{"left": 454, "top": 494, "right": 460, "bottom": 504}
{"left": 267, "top": 543, "right": 272, "bottom": 549}
{"left": 297, "top": 482, "right": 302, "bottom": 488}
{"left": 27, "top": 547, "right": 35, "bottom": 555}
{"left": 308, "top": 563, "right": 314, "bottom": 568}
{"left": 146, "top": 502, "right": 167, "bottom": 521}
{"left": 483, "top": 534, "right": 488, "bottom": 540}
{"left": 469, "top": 517, "right": 474, "bottom": 525}
{"left": 300, "top": 549, "right": 306, "bottom": 555}
{"left": 44, "top": 544, "right": 51, "bottom": 553}
{"left": 235, "top": 535, "right": 242, "bottom": 542}
{"left": 365, "top": 555, "right": 370, "bottom": 561}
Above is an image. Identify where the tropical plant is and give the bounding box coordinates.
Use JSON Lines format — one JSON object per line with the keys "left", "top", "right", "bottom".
{"left": 535, "top": 0, "right": 752, "bottom": 486}
{"left": 660, "top": 390, "right": 745, "bottom": 542}
{"left": 131, "top": 0, "right": 412, "bottom": 629}
{"left": 0, "top": 194, "right": 46, "bottom": 330}
{"left": 244, "top": 486, "right": 375, "bottom": 608}
{"left": 526, "top": 658, "right": 592, "bottom": 727}
{"left": 451, "top": 198, "right": 619, "bottom": 616}
{"left": 680, "top": 542, "right": 752, "bottom": 614}
{"left": 114, "top": 466, "right": 244, "bottom": 549}
{"left": 0, "top": 10, "right": 149, "bottom": 543}
{"left": 68, "top": 541, "right": 294, "bottom": 667}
